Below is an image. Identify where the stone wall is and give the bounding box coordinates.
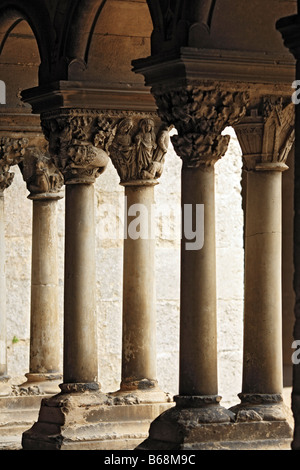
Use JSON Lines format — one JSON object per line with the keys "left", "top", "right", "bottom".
{"left": 4, "top": 126, "right": 245, "bottom": 407}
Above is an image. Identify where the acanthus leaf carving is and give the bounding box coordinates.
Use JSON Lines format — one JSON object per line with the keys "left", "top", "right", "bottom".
{"left": 153, "top": 86, "right": 249, "bottom": 167}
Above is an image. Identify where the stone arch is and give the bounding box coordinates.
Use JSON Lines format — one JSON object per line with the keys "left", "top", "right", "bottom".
{"left": 146, "top": 0, "right": 217, "bottom": 53}
{"left": 79, "top": 0, "right": 153, "bottom": 86}
{"left": 0, "top": 1, "right": 109, "bottom": 83}
{"left": 63, "top": 0, "right": 108, "bottom": 67}
{"left": 0, "top": 1, "right": 53, "bottom": 81}
{"left": 44, "top": 0, "right": 109, "bottom": 80}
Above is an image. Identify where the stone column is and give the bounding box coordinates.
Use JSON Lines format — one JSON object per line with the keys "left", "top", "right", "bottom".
{"left": 159, "top": 88, "right": 248, "bottom": 411}
{"left": 0, "top": 192, "right": 7, "bottom": 382}
{"left": 22, "top": 111, "right": 174, "bottom": 450}
{"left": 42, "top": 112, "right": 109, "bottom": 392}
{"left": 0, "top": 137, "right": 27, "bottom": 396}
{"left": 135, "top": 86, "right": 249, "bottom": 449}
{"left": 179, "top": 163, "right": 218, "bottom": 398}
{"left": 63, "top": 182, "right": 98, "bottom": 385}
{"left": 19, "top": 146, "right": 64, "bottom": 394}
{"left": 277, "top": 13, "right": 300, "bottom": 450}
{"left": 233, "top": 97, "right": 295, "bottom": 420}
{"left": 121, "top": 181, "right": 157, "bottom": 391}
{"left": 109, "top": 117, "right": 171, "bottom": 400}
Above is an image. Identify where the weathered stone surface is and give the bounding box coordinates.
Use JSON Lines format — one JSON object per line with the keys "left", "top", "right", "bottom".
{"left": 22, "top": 390, "right": 173, "bottom": 450}
{"left": 137, "top": 404, "right": 292, "bottom": 450}
{"left": 0, "top": 0, "right": 297, "bottom": 452}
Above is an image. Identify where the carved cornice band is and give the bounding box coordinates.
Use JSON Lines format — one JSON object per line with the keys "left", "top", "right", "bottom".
{"left": 153, "top": 86, "right": 249, "bottom": 167}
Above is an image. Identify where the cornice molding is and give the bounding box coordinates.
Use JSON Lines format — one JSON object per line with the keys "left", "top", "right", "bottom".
{"left": 21, "top": 82, "right": 157, "bottom": 115}
{"left": 0, "top": 110, "right": 42, "bottom": 133}
{"left": 132, "top": 47, "right": 295, "bottom": 92}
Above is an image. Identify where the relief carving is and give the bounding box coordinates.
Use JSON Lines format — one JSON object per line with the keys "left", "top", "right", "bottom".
{"left": 0, "top": 137, "right": 28, "bottom": 192}
{"left": 41, "top": 111, "right": 167, "bottom": 184}
{"left": 20, "top": 145, "right": 64, "bottom": 197}
{"left": 109, "top": 118, "right": 171, "bottom": 183}
{"left": 235, "top": 96, "right": 295, "bottom": 171}
{"left": 41, "top": 112, "right": 110, "bottom": 184}
{"left": 153, "top": 86, "right": 249, "bottom": 167}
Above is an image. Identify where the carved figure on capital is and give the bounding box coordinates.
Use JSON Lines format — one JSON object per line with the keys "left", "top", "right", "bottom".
{"left": 41, "top": 113, "right": 110, "bottom": 184}
{"left": 0, "top": 137, "right": 28, "bottom": 192}
{"left": 109, "top": 117, "right": 172, "bottom": 183}
{"left": 109, "top": 118, "right": 135, "bottom": 181}
{"left": 19, "top": 145, "right": 64, "bottom": 197}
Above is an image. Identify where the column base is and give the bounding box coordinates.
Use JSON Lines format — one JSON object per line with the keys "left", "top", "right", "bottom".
{"left": 21, "top": 386, "right": 174, "bottom": 450}
{"left": 118, "top": 379, "right": 172, "bottom": 403}
{"left": 0, "top": 374, "right": 62, "bottom": 451}
{"left": 136, "top": 394, "right": 293, "bottom": 450}
{"left": 229, "top": 393, "right": 290, "bottom": 422}
{"left": 17, "top": 373, "right": 63, "bottom": 396}
{"left": 0, "top": 375, "right": 11, "bottom": 397}
{"left": 111, "top": 384, "right": 172, "bottom": 406}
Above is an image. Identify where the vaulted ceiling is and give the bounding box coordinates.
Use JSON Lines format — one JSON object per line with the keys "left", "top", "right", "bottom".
{"left": 0, "top": 0, "right": 297, "bottom": 86}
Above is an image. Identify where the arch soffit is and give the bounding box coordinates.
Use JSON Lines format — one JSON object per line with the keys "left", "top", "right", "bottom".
{"left": 0, "top": 1, "right": 53, "bottom": 67}
{"left": 0, "top": 0, "right": 160, "bottom": 83}
{"left": 60, "top": 0, "right": 108, "bottom": 67}
{"left": 0, "top": 0, "right": 109, "bottom": 81}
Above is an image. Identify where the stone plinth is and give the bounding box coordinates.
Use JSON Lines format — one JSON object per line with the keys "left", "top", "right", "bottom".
{"left": 136, "top": 401, "right": 293, "bottom": 450}
{"left": 22, "top": 389, "right": 173, "bottom": 450}
{"left": 0, "top": 394, "right": 49, "bottom": 450}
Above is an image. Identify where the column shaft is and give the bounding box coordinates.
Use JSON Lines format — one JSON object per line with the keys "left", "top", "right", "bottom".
{"left": 243, "top": 170, "right": 283, "bottom": 395}
{"left": 0, "top": 193, "right": 7, "bottom": 377}
{"left": 64, "top": 183, "right": 98, "bottom": 385}
{"left": 179, "top": 165, "right": 218, "bottom": 397}
{"left": 29, "top": 197, "right": 61, "bottom": 377}
{"left": 121, "top": 183, "right": 157, "bottom": 389}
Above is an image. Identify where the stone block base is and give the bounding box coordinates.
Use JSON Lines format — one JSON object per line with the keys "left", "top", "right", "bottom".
{"left": 0, "top": 395, "right": 43, "bottom": 449}
{"left": 0, "top": 376, "right": 62, "bottom": 449}
{"left": 22, "top": 389, "right": 174, "bottom": 450}
{"left": 136, "top": 402, "right": 293, "bottom": 451}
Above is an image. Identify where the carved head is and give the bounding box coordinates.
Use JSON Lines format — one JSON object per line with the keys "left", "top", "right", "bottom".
{"left": 117, "top": 118, "right": 134, "bottom": 134}
{"left": 139, "top": 118, "right": 155, "bottom": 133}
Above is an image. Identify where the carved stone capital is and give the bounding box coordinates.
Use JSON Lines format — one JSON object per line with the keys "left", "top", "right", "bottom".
{"left": 153, "top": 86, "right": 249, "bottom": 168}
{"left": 0, "top": 137, "right": 28, "bottom": 192}
{"left": 235, "top": 96, "right": 295, "bottom": 172}
{"left": 19, "top": 140, "right": 64, "bottom": 200}
{"left": 41, "top": 111, "right": 111, "bottom": 184}
{"left": 109, "top": 117, "right": 171, "bottom": 183}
